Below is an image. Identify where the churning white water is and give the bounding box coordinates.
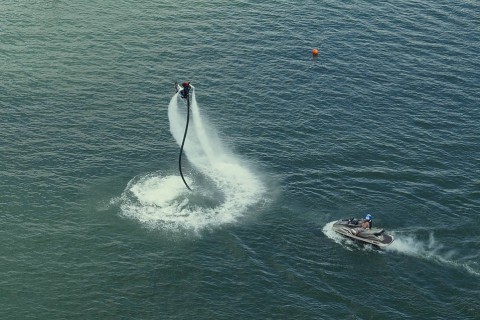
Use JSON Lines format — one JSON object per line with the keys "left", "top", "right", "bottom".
{"left": 117, "top": 89, "right": 266, "bottom": 232}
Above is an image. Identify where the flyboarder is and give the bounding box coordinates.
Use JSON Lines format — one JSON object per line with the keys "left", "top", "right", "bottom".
{"left": 175, "top": 81, "right": 191, "bottom": 99}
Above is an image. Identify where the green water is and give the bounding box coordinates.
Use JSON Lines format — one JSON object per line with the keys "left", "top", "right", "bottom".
{"left": 1, "top": 1, "right": 479, "bottom": 319}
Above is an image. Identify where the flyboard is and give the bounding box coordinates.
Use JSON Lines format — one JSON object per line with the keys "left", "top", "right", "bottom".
{"left": 332, "top": 218, "right": 394, "bottom": 248}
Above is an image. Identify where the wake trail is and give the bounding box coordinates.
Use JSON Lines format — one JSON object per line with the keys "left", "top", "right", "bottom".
{"left": 386, "top": 232, "right": 480, "bottom": 277}
{"left": 323, "top": 222, "right": 479, "bottom": 276}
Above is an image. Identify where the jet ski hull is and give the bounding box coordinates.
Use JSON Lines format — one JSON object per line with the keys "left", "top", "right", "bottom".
{"left": 332, "top": 218, "right": 394, "bottom": 248}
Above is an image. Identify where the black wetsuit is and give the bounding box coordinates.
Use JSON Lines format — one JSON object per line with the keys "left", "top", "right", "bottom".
{"left": 181, "top": 82, "right": 190, "bottom": 99}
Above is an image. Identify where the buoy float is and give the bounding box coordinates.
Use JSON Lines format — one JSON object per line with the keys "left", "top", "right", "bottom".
{"left": 312, "top": 48, "right": 319, "bottom": 56}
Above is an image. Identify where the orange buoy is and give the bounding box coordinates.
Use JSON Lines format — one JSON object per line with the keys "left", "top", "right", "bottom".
{"left": 312, "top": 48, "right": 319, "bottom": 56}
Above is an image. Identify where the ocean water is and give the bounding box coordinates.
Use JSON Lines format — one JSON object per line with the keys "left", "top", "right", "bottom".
{"left": 1, "top": 1, "right": 479, "bottom": 319}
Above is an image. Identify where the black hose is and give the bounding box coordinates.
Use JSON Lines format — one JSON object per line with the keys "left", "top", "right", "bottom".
{"left": 178, "top": 94, "right": 192, "bottom": 191}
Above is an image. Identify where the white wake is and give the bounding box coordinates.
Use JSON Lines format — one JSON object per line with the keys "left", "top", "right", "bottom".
{"left": 387, "top": 232, "right": 480, "bottom": 277}
{"left": 323, "top": 222, "right": 480, "bottom": 274}
{"left": 117, "top": 89, "right": 266, "bottom": 232}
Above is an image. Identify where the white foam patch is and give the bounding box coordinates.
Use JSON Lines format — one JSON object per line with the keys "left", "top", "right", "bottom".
{"left": 322, "top": 221, "right": 354, "bottom": 251}
{"left": 117, "top": 90, "right": 266, "bottom": 232}
{"left": 387, "top": 232, "right": 480, "bottom": 277}
{"left": 130, "top": 174, "right": 189, "bottom": 207}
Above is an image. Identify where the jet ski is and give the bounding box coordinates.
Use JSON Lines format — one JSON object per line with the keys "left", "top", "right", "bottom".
{"left": 332, "top": 217, "right": 394, "bottom": 248}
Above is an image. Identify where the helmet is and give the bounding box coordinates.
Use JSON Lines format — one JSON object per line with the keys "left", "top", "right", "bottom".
{"left": 365, "top": 214, "right": 373, "bottom": 221}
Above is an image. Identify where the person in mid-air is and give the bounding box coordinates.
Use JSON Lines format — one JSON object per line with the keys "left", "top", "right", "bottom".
{"left": 362, "top": 214, "right": 373, "bottom": 229}
{"left": 181, "top": 81, "right": 190, "bottom": 99}
{"left": 174, "top": 81, "right": 191, "bottom": 99}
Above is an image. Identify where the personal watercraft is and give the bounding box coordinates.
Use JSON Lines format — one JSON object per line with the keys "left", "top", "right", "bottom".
{"left": 332, "top": 218, "right": 394, "bottom": 248}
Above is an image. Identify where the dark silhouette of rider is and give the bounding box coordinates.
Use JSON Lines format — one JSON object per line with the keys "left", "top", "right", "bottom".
{"left": 181, "top": 81, "right": 190, "bottom": 99}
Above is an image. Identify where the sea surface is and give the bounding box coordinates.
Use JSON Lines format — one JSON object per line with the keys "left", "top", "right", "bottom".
{"left": 1, "top": 1, "right": 479, "bottom": 319}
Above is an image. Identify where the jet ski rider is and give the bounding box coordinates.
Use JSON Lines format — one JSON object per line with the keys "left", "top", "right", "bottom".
{"left": 362, "top": 214, "right": 373, "bottom": 229}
